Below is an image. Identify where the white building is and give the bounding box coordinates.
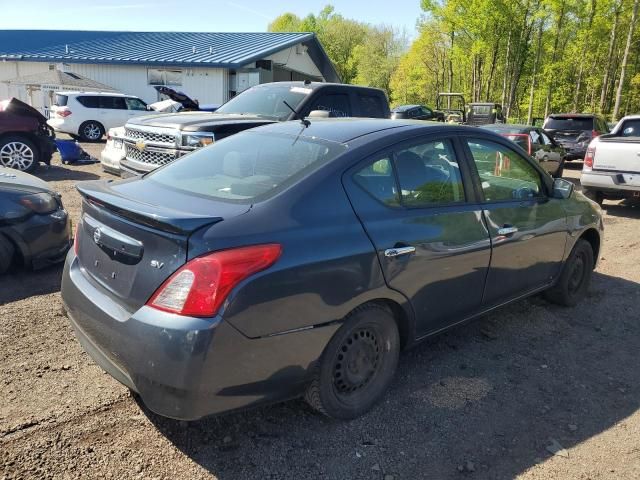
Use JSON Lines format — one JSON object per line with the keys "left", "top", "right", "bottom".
{"left": 0, "top": 30, "right": 340, "bottom": 113}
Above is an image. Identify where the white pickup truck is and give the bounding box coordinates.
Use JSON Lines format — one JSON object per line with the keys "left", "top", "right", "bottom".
{"left": 581, "top": 115, "right": 640, "bottom": 204}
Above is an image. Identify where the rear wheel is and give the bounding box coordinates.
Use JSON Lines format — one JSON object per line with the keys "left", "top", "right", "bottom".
{"left": 544, "top": 239, "right": 594, "bottom": 307}
{"left": 304, "top": 304, "right": 400, "bottom": 419}
{"left": 79, "top": 121, "right": 104, "bottom": 142}
{"left": 0, "top": 235, "right": 15, "bottom": 274}
{"left": 0, "top": 136, "right": 39, "bottom": 173}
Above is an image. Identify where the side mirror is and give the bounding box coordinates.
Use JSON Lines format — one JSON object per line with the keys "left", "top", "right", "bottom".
{"left": 308, "top": 110, "right": 330, "bottom": 118}
{"left": 552, "top": 178, "right": 574, "bottom": 199}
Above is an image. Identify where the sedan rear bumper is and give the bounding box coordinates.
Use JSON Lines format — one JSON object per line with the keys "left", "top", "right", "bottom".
{"left": 61, "top": 253, "right": 338, "bottom": 420}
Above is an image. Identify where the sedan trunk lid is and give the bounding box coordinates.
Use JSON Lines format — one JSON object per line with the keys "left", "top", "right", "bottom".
{"left": 75, "top": 178, "right": 250, "bottom": 311}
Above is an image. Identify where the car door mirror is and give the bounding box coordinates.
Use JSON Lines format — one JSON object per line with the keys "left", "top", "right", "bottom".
{"left": 552, "top": 178, "right": 574, "bottom": 199}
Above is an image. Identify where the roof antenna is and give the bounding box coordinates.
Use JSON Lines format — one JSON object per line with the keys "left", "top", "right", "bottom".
{"left": 283, "top": 100, "right": 310, "bottom": 127}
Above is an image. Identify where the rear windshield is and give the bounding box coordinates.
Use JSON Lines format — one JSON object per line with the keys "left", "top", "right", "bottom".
{"left": 54, "top": 94, "right": 68, "bottom": 107}
{"left": 216, "top": 84, "right": 312, "bottom": 120}
{"left": 147, "top": 131, "right": 347, "bottom": 203}
{"left": 620, "top": 119, "right": 640, "bottom": 137}
{"left": 471, "top": 105, "right": 492, "bottom": 115}
{"left": 544, "top": 117, "right": 594, "bottom": 130}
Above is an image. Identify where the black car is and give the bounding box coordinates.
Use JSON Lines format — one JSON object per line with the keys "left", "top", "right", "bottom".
{"left": 467, "top": 103, "right": 505, "bottom": 126}
{"left": 391, "top": 104, "right": 444, "bottom": 122}
{"left": 481, "top": 124, "right": 566, "bottom": 177}
{"left": 543, "top": 114, "right": 609, "bottom": 160}
{"left": 0, "top": 167, "right": 71, "bottom": 273}
{"left": 62, "top": 119, "right": 602, "bottom": 421}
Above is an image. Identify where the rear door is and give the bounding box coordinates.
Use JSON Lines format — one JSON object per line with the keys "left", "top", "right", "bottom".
{"left": 343, "top": 135, "right": 491, "bottom": 337}
{"left": 463, "top": 137, "right": 567, "bottom": 306}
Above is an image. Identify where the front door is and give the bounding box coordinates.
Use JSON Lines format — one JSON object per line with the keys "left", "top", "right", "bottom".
{"left": 463, "top": 138, "right": 568, "bottom": 307}
{"left": 343, "top": 137, "right": 491, "bottom": 337}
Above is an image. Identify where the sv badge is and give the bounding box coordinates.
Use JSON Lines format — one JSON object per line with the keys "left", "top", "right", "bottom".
{"left": 150, "top": 260, "right": 164, "bottom": 269}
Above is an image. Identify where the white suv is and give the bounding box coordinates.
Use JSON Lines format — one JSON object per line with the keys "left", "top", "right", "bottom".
{"left": 48, "top": 92, "right": 150, "bottom": 141}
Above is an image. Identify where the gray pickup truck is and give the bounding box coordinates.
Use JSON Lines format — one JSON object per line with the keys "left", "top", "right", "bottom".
{"left": 581, "top": 115, "right": 640, "bottom": 204}
{"left": 121, "top": 81, "right": 390, "bottom": 177}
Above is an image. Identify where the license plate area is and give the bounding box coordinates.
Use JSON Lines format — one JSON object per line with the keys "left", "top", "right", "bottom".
{"left": 622, "top": 174, "right": 640, "bottom": 186}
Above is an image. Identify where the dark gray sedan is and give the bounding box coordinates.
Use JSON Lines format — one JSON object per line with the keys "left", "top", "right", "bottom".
{"left": 61, "top": 119, "right": 603, "bottom": 421}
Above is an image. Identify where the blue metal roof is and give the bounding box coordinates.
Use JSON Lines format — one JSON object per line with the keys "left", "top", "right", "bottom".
{"left": 0, "top": 30, "right": 340, "bottom": 81}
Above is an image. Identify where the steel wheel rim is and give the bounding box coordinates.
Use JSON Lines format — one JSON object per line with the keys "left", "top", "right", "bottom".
{"left": 84, "top": 123, "right": 101, "bottom": 140}
{"left": 0, "top": 142, "right": 35, "bottom": 171}
{"left": 333, "top": 328, "right": 381, "bottom": 395}
{"left": 568, "top": 251, "right": 586, "bottom": 294}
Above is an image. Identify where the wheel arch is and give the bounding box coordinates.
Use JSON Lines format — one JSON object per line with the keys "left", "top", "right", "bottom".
{"left": 579, "top": 228, "right": 601, "bottom": 268}
{"left": 353, "top": 297, "right": 415, "bottom": 351}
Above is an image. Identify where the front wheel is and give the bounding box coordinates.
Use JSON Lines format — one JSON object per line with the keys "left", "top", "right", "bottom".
{"left": 304, "top": 304, "right": 400, "bottom": 420}
{"left": 79, "top": 121, "right": 104, "bottom": 141}
{"left": 0, "top": 136, "right": 39, "bottom": 172}
{"left": 544, "top": 239, "right": 594, "bottom": 307}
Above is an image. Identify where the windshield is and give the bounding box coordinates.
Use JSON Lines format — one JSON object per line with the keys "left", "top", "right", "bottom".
{"left": 147, "top": 130, "right": 347, "bottom": 203}
{"left": 471, "top": 105, "right": 492, "bottom": 115}
{"left": 216, "top": 85, "right": 312, "bottom": 120}
{"left": 544, "top": 117, "right": 594, "bottom": 130}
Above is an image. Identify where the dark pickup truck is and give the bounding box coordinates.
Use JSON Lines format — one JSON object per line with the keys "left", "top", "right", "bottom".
{"left": 121, "top": 81, "right": 390, "bottom": 176}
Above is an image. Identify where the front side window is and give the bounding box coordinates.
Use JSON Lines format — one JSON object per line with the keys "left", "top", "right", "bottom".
{"left": 419, "top": 107, "right": 432, "bottom": 117}
{"left": 529, "top": 130, "right": 541, "bottom": 145}
{"left": 99, "top": 96, "right": 127, "bottom": 109}
{"left": 307, "top": 93, "right": 351, "bottom": 118}
{"left": 125, "top": 97, "right": 148, "bottom": 110}
{"left": 467, "top": 139, "right": 543, "bottom": 202}
{"left": 148, "top": 131, "right": 346, "bottom": 203}
{"left": 540, "top": 131, "right": 553, "bottom": 145}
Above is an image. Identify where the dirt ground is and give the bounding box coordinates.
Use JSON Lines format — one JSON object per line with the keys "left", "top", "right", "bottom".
{"left": 1, "top": 143, "right": 640, "bottom": 480}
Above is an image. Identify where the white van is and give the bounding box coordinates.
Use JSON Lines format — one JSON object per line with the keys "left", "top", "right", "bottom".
{"left": 48, "top": 92, "right": 151, "bottom": 141}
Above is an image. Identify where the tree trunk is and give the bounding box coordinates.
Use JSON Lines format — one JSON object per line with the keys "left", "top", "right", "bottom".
{"left": 600, "top": 2, "right": 622, "bottom": 113}
{"left": 612, "top": 0, "right": 639, "bottom": 121}
{"left": 501, "top": 30, "right": 512, "bottom": 108}
{"left": 527, "top": 20, "right": 544, "bottom": 124}
{"left": 544, "top": 0, "right": 567, "bottom": 118}
{"left": 573, "top": 0, "right": 597, "bottom": 112}
{"left": 485, "top": 37, "right": 499, "bottom": 100}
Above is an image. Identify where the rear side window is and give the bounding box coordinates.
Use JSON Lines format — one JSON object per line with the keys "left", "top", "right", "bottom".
{"left": 544, "top": 117, "right": 594, "bottom": 130}
{"left": 99, "top": 96, "right": 127, "bottom": 109}
{"left": 354, "top": 157, "right": 399, "bottom": 206}
{"left": 620, "top": 119, "right": 640, "bottom": 137}
{"left": 395, "top": 140, "right": 465, "bottom": 206}
{"left": 76, "top": 96, "right": 100, "bottom": 108}
{"left": 359, "top": 95, "right": 384, "bottom": 118}
{"left": 308, "top": 93, "right": 351, "bottom": 117}
{"left": 54, "top": 94, "right": 68, "bottom": 107}
{"left": 148, "top": 131, "right": 347, "bottom": 203}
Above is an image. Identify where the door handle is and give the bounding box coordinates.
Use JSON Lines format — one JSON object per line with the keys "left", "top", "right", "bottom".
{"left": 497, "top": 226, "right": 518, "bottom": 235}
{"left": 384, "top": 246, "right": 416, "bottom": 257}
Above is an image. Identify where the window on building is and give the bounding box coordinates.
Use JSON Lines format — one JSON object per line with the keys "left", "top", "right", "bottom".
{"left": 148, "top": 69, "right": 183, "bottom": 86}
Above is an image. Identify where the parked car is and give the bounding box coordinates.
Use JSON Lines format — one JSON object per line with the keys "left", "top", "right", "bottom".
{"left": 120, "top": 81, "right": 391, "bottom": 176}
{"left": 100, "top": 127, "right": 125, "bottom": 175}
{"left": 62, "top": 119, "right": 603, "bottom": 421}
{"left": 0, "top": 166, "right": 71, "bottom": 273}
{"left": 467, "top": 102, "right": 505, "bottom": 126}
{"left": 0, "top": 98, "right": 56, "bottom": 173}
{"left": 481, "top": 124, "right": 566, "bottom": 177}
{"left": 391, "top": 105, "right": 444, "bottom": 121}
{"left": 48, "top": 92, "right": 152, "bottom": 141}
{"left": 543, "top": 113, "right": 609, "bottom": 161}
{"left": 581, "top": 115, "right": 640, "bottom": 205}
{"left": 436, "top": 92, "right": 466, "bottom": 123}
{"left": 154, "top": 86, "right": 220, "bottom": 112}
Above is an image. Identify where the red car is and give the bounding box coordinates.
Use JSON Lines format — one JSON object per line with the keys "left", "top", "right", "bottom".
{"left": 0, "top": 98, "right": 56, "bottom": 173}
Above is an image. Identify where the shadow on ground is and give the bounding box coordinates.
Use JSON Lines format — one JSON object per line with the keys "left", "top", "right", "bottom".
{"left": 142, "top": 271, "right": 640, "bottom": 479}
{"left": 0, "top": 264, "right": 63, "bottom": 305}
{"left": 37, "top": 164, "right": 101, "bottom": 182}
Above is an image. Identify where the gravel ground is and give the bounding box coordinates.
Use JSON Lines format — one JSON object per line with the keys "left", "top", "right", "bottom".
{"left": 1, "top": 144, "right": 640, "bottom": 480}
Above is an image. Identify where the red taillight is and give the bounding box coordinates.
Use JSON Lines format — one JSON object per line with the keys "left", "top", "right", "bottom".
{"left": 73, "top": 223, "right": 80, "bottom": 255}
{"left": 147, "top": 244, "right": 282, "bottom": 317}
{"left": 57, "top": 109, "right": 72, "bottom": 118}
{"left": 592, "top": 130, "right": 600, "bottom": 138}
{"left": 584, "top": 144, "right": 595, "bottom": 170}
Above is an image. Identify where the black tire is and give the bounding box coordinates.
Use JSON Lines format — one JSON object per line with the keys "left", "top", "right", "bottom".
{"left": 0, "top": 135, "right": 40, "bottom": 173}
{"left": 583, "top": 188, "right": 604, "bottom": 206}
{"left": 78, "top": 121, "right": 104, "bottom": 142}
{"left": 544, "top": 239, "right": 594, "bottom": 307}
{"left": 0, "top": 235, "right": 15, "bottom": 274}
{"left": 304, "top": 304, "right": 400, "bottom": 420}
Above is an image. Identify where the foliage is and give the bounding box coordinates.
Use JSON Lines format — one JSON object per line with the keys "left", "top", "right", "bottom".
{"left": 269, "top": 1, "right": 640, "bottom": 121}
